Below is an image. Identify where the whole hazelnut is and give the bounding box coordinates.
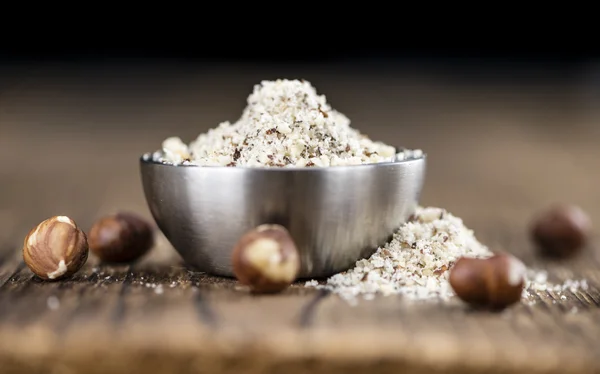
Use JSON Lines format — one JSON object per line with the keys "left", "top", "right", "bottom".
{"left": 449, "top": 253, "right": 526, "bottom": 310}
{"left": 88, "top": 212, "right": 154, "bottom": 263}
{"left": 530, "top": 204, "right": 592, "bottom": 259}
{"left": 23, "top": 216, "right": 89, "bottom": 281}
{"left": 232, "top": 224, "right": 300, "bottom": 293}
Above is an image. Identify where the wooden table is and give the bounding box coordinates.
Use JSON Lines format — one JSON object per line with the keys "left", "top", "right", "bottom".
{"left": 1, "top": 61, "right": 600, "bottom": 374}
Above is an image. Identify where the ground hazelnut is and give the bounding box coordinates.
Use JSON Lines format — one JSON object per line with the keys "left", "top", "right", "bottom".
{"left": 23, "top": 216, "right": 89, "bottom": 281}
{"left": 530, "top": 204, "right": 591, "bottom": 259}
{"left": 232, "top": 224, "right": 300, "bottom": 293}
{"left": 449, "top": 253, "right": 526, "bottom": 310}
{"left": 88, "top": 212, "right": 154, "bottom": 263}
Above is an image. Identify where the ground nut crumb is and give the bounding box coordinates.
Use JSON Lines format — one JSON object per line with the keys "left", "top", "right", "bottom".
{"left": 305, "top": 206, "right": 592, "bottom": 307}
{"left": 156, "top": 79, "right": 422, "bottom": 167}
{"left": 306, "top": 207, "right": 494, "bottom": 302}
{"left": 162, "top": 137, "right": 190, "bottom": 163}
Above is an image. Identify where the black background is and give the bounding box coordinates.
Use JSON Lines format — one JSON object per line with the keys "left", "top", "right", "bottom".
{"left": 2, "top": 43, "right": 599, "bottom": 65}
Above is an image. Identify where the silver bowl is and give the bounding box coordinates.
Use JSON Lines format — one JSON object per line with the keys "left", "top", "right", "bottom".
{"left": 139, "top": 152, "right": 426, "bottom": 278}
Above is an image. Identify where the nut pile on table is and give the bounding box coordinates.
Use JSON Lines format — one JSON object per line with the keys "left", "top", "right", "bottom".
{"left": 304, "top": 203, "right": 593, "bottom": 309}
{"left": 225, "top": 202, "right": 594, "bottom": 311}
{"left": 21, "top": 202, "right": 593, "bottom": 311}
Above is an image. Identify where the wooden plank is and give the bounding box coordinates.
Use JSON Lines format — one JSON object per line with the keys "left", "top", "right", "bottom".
{"left": 0, "top": 255, "right": 25, "bottom": 290}
{"left": 298, "top": 290, "right": 330, "bottom": 328}
{"left": 0, "top": 245, "right": 599, "bottom": 374}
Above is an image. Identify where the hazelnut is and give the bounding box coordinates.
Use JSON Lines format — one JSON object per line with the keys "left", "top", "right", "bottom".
{"left": 449, "top": 253, "right": 526, "bottom": 310}
{"left": 530, "top": 204, "right": 592, "bottom": 259}
{"left": 232, "top": 224, "right": 300, "bottom": 293}
{"left": 88, "top": 212, "right": 154, "bottom": 263}
{"left": 23, "top": 216, "right": 89, "bottom": 281}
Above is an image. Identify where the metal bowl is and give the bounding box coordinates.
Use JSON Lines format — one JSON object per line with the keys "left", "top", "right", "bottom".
{"left": 139, "top": 152, "right": 426, "bottom": 278}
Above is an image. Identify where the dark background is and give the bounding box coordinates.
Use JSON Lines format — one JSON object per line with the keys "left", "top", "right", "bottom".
{"left": 2, "top": 43, "right": 600, "bottom": 63}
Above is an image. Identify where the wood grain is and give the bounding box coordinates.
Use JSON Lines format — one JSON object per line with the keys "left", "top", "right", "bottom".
{"left": 1, "top": 62, "right": 600, "bottom": 374}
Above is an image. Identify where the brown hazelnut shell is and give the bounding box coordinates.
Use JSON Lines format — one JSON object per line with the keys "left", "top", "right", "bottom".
{"left": 487, "top": 254, "right": 525, "bottom": 309}
{"left": 530, "top": 204, "right": 592, "bottom": 259}
{"left": 23, "top": 216, "right": 89, "bottom": 281}
{"left": 448, "top": 257, "right": 491, "bottom": 306}
{"left": 232, "top": 224, "right": 300, "bottom": 293}
{"left": 88, "top": 212, "right": 154, "bottom": 263}
{"left": 449, "top": 253, "right": 525, "bottom": 310}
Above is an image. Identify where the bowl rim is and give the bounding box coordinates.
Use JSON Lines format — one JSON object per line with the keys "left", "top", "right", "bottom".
{"left": 140, "top": 149, "right": 427, "bottom": 172}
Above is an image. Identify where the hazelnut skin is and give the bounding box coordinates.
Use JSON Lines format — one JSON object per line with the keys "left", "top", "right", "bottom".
{"left": 88, "top": 212, "right": 154, "bottom": 263}
{"left": 530, "top": 204, "right": 592, "bottom": 259}
{"left": 232, "top": 224, "right": 300, "bottom": 293}
{"left": 23, "top": 216, "right": 89, "bottom": 281}
{"left": 449, "top": 253, "right": 526, "bottom": 310}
